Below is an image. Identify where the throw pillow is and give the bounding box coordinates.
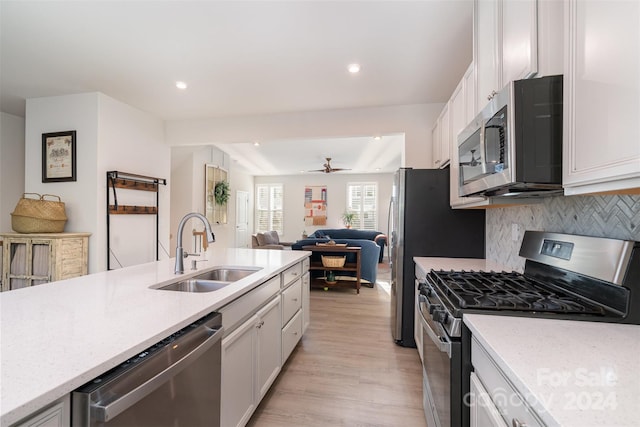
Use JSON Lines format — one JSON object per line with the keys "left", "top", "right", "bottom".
{"left": 256, "top": 233, "right": 269, "bottom": 246}
{"left": 265, "top": 230, "right": 280, "bottom": 244}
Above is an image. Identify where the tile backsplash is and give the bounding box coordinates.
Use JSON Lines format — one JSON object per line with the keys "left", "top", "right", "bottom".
{"left": 486, "top": 194, "right": 640, "bottom": 271}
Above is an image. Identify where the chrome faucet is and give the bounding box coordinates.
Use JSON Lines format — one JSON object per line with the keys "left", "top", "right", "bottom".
{"left": 175, "top": 212, "right": 215, "bottom": 274}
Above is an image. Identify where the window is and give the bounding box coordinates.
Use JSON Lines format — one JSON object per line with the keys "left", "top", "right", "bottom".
{"left": 255, "top": 184, "right": 284, "bottom": 234}
{"left": 346, "top": 182, "right": 377, "bottom": 230}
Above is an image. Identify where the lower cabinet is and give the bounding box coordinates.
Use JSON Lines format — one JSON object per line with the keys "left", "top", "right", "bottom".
{"left": 302, "top": 271, "right": 310, "bottom": 334}
{"left": 470, "top": 372, "right": 507, "bottom": 427}
{"left": 221, "top": 296, "right": 281, "bottom": 427}
{"left": 14, "top": 395, "right": 69, "bottom": 427}
{"left": 471, "top": 337, "right": 544, "bottom": 427}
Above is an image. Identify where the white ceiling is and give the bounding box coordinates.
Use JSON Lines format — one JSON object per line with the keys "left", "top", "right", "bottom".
{"left": 0, "top": 0, "right": 473, "bottom": 175}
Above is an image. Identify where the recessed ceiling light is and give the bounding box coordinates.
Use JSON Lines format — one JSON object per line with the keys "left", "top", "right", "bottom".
{"left": 373, "top": 136, "right": 381, "bottom": 141}
{"left": 253, "top": 141, "right": 260, "bottom": 147}
{"left": 175, "top": 81, "right": 187, "bottom": 90}
{"left": 348, "top": 63, "right": 361, "bottom": 74}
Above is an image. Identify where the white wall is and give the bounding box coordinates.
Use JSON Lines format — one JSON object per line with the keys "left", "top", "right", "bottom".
{"left": 97, "top": 94, "right": 169, "bottom": 271}
{"left": 25, "top": 93, "right": 168, "bottom": 273}
{"left": 0, "top": 112, "right": 25, "bottom": 233}
{"left": 165, "top": 104, "right": 444, "bottom": 169}
{"left": 254, "top": 172, "right": 393, "bottom": 243}
{"left": 170, "top": 145, "right": 254, "bottom": 253}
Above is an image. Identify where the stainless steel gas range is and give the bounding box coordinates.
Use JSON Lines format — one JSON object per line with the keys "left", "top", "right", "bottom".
{"left": 417, "top": 231, "right": 640, "bottom": 427}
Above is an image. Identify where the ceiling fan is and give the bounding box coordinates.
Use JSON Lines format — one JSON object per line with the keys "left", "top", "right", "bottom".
{"left": 308, "top": 157, "right": 351, "bottom": 173}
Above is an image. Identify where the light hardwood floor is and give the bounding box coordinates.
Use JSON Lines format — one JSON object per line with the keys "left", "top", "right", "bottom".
{"left": 248, "top": 264, "right": 427, "bottom": 426}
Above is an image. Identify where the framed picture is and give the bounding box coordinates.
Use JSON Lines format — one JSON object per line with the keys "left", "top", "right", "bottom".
{"left": 42, "top": 130, "right": 76, "bottom": 182}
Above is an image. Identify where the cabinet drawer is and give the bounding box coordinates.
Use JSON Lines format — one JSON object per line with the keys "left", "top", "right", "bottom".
{"left": 472, "top": 338, "right": 544, "bottom": 427}
{"left": 302, "top": 257, "right": 310, "bottom": 272}
{"left": 281, "top": 278, "right": 302, "bottom": 326}
{"left": 282, "top": 310, "right": 302, "bottom": 362}
{"left": 282, "top": 263, "right": 302, "bottom": 288}
{"left": 220, "top": 275, "right": 280, "bottom": 334}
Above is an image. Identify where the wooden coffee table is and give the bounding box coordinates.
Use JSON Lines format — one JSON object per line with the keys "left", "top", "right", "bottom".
{"left": 302, "top": 245, "right": 361, "bottom": 294}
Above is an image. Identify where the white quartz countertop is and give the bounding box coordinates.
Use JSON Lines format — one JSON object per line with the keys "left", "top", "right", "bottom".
{"left": 464, "top": 314, "right": 640, "bottom": 427}
{"left": 414, "top": 256, "right": 511, "bottom": 277}
{"left": 0, "top": 248, "right": 309, "bottom": 426}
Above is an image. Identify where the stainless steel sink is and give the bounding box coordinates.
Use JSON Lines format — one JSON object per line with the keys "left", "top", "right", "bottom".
{"left": 158, "top": 279, "right": 231, "bottom": 293}
{"left": 194, "top": 267, "right": 262, "bottom": 282}
{"left": 155, "top": 267, "right": 262, "bottom": 293}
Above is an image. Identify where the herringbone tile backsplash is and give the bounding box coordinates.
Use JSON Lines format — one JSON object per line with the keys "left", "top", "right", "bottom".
{"left": 486, "top": 194, "right": 640, "bottom": 271}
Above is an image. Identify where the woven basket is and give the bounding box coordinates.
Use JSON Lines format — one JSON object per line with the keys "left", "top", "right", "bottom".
{"left": 11, "top": 193, "right": 67, "bottom": 233}
{"left": 321, "top": 255, "right": 346, "bottom": 268}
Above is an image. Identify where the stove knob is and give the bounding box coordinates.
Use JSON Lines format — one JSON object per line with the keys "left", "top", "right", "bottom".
{"left": 432, "top": 309, "right": 449, "bottom": 324}
{"left": 428, "top": 304, "right": 441, "bottom": 314}
{"left": 418, "top": 281, "right": 431, "bottom": 295}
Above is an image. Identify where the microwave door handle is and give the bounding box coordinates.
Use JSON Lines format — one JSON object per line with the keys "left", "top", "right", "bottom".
{"left": 417, "top": 295, "right": 452, "bottom": 357}
{"left": 479, "top": 123, "right": 488, "bottom": 174}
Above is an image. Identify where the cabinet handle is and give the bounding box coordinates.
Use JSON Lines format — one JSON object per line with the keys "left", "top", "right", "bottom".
{"left": 512, "top": 419, "right": 527, "bottom": 427}
{"left": 487, "top": 90, "right": 498, "bottom": 101}
{"left": 256, "top": 321, "right": 264, "bottom": 329}
{"left": 292, "top": 298, "right": 298, "bottom": 302}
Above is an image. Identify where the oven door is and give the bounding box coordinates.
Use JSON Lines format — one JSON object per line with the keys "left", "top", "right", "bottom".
{"left": 418, "top": 295, "right": 461, "bottom": 427}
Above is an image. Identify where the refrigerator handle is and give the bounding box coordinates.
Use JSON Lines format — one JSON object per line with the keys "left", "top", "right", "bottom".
{"left": 387, "top": 197, "right": 393, "bottom": 263}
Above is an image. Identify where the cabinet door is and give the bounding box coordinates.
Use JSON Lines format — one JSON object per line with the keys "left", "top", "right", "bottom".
{"left": 302, "top": 271, "right": 310, "bottom": 334}
{"left": 221, "top": 315, "right": 257, "bottom": 427}
{"left": 502, "top": 0, "right": 537, "bottom": 83}
{"left": 470, "top": 372, "right": 508, "bottom": 427}
{"left": 563, "top": 0, "right": 640, "bottom": 194}
{"left": 439, "top": 104, "right": 451, "bottom": 168}
{"left": 15, "top": 395, "right": 69, "bottom": 427}
{"left": 256, "top": 297, "right": 282, "bottom": 400}
{"left": 475, "top": 0, "right": 501, "bottom": 112}
{"left": 431, "top": 120, "right": 441, "bottom": 168}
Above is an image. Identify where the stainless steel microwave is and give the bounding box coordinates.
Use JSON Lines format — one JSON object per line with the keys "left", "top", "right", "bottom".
{"left": 457, "top": 75, "right": 563, "bottom": 197}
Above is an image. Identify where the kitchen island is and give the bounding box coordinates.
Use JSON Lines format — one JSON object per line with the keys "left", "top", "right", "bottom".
{"left": 465, "top": 314, "right": 640, "bottom": 427}
{"left": 0, "top": 248, "right": 310, "bottom": 426}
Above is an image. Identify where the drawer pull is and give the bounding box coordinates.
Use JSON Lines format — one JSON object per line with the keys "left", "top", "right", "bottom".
{"left": 512, "top": 419, "right": 526, "bottom": 427}
{"left": 292, "top": 298, "right": 298, "bottom": 302}
{"left": 256, "top": 321, "right": 264, "bottom": 329}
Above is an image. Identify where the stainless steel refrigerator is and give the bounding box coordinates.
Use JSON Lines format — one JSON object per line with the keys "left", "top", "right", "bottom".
{"left": 389, "top": 168, "right": 485, "bottom": 347}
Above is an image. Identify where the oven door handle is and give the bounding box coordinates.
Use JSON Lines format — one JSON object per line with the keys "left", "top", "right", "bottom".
{"left": 417, "top": 294, "right": 452, "bottom": 358}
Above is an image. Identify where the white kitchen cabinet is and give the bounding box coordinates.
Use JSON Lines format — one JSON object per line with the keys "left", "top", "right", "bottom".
{"left": 221, "top": 295, "right": 281, "bottom": 427}
{"left": 281, "top": 277, "right": 302, "bottom": 326}
{"left": 1, "top": 232, "right": 90, "bottom": 291}
{"left": 472, "top": 337, "right": 545, "bottom": 427}
{"left": 474, "top": 0, "right": 555, "bottom": 113}
{"left": 432, "top": 104, "right": 450, "bottom": 169}
{"left": 302, "top": 271, "right": 310, "bottom": 334}
{"left": 563, "top": 0, "right": 640, "bottom": 195}
{"left": 256, "top": 297, "right": 282, "bottom": 400}
{"left": 470, "top": 372, "right": 508, "bottom": 427}
{"left": 14, "top": 395, "right": 69, "bottom": 427}
{"left": 221, "top": 311, "right": 257, "bottom": 427}
{"left": 449, "top": 64, "right": 489, "bottom": 208}
{"left": 475, "top": 0, "right": 501, "bottom": 113}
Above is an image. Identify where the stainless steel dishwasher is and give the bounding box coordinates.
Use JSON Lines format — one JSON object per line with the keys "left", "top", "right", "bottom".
{"left": 72, "top": 312, "right": 223, "bottom": 426}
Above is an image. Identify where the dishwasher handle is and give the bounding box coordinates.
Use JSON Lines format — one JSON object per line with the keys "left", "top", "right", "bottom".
{"left": 92, "top": 324, "right": 224, "bottom": 423}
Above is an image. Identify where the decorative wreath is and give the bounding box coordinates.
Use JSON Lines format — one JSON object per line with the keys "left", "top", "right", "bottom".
{"left": 214, "top": 180, "right": 230, "bottom": 205}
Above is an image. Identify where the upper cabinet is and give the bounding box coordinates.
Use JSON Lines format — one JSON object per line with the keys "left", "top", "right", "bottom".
{"left": 563, "top": 0, "right": 640, "bottom": 195}
{"left": 432, "top": 104, "right": 450, "bottom": 169}
{"left": 474, "top": 0, "right": 562, "bottom": 113}
{"left": 450, "top": 64, "right": 489, "bottom": 208}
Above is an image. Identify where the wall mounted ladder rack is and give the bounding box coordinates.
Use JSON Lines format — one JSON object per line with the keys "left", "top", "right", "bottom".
{"left": 106, "top": 171, "right": 167, "bottom": 270}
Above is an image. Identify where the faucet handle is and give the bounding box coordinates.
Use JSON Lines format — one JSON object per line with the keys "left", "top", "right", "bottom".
{"left": 191, "top": 259, "right": 208, "bottom": 270}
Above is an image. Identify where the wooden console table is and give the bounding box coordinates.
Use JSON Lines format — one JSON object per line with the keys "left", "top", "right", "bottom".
{"left": 302, "top": 245, "right": 361, "bottom": 294}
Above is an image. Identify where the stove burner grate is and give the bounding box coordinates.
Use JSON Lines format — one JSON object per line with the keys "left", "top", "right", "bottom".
{"left": 430, "top": 270, "right": 606, "bottom": 315}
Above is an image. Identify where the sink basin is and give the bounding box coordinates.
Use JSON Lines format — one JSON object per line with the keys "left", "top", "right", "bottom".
{"left": 194, "top": 267, "right": 262, "bottom": 282}
{"left": 155, "top": 267, "right": 262, "bottom": 293}
{"left": 158, "top": 279, "right": 231, "bottom": 293}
